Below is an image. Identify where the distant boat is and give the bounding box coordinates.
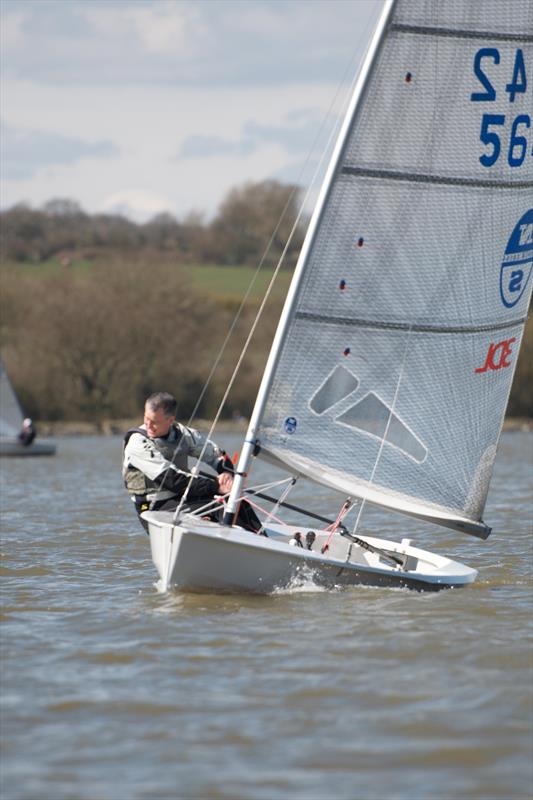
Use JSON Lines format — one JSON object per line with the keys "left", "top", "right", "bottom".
{"left": 142, "top": 0, "right": 532, "bottom": 592}
{"left": 0, "top": 363, "right": 56, "bottom": 457}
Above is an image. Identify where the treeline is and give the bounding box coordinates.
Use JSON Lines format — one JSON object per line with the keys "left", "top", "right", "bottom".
{"left": 1, "top": 253, "right": 531, "bottom": 424}
{"left": 0, "top": 180, "right": 305, "bottom": 268}
{"left": 0, "top": 257, "right": 281, "bottom": 422}
{"left": 0, "top": 176, "right": 531, "bottom": 424}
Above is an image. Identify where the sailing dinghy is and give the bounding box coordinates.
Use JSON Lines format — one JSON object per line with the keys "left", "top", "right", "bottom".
{"left": 144, "top": 0, "right": 532, "bottom": 592}
{"left": 0, "top": 363, "right": 56, "bottom": 457}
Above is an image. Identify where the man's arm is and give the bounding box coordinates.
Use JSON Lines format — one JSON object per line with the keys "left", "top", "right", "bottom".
{"left": 156, "top": 468, "right": 218, "bottom": 500}
{"left": 125, "top": 432, "right": 219, "bottom": 499}
{"left": 179, "top": 425, "right": 225, "bottom": 471}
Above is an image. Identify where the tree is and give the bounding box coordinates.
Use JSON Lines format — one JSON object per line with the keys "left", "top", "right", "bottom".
{"left": 42, "top": 198, "right": 85, "bottom": 217}
{"left": 0, "top": 204, "right": 47, "bottom": 261}
{"left": 0, "top": 258, "right": 224, "bottom": 421}
{"left": 207, "top": 180, "right": 305, "bottom": 267}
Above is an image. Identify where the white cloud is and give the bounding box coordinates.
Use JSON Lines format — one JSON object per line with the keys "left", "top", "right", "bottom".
{"left": 0, "top": 0, "right": 382, "bottom": 220}
{"left": 178, "top": 135, "right": 256, "bottom": 159}
{"left": 1, "top": 0, "right": 381, "bottom": 86}
{"left": 1, "top": 120, "right": 119, "bottom": 180}
{"left": 176, "top": 110, "right": 329, "bottom": 160}
{"left": 0, "top": 8, "right": 24, "bottom": 48}
{"left": 82, "top": 2, "right": 207, "bottom": 57}
{"left": 101, "top": 190, "right": 175, "bottom": 222}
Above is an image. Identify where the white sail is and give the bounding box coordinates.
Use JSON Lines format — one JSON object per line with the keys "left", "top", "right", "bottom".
{"left": 251, "top": 0, "right": 533, "bottom": 538}
{"left": 0, "top": 362, "right": 24, "bottom": 438}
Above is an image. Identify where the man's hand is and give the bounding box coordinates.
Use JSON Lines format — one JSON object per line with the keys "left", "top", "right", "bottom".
{"left": 217, "top": 472, "right": 234, "bottom": 494}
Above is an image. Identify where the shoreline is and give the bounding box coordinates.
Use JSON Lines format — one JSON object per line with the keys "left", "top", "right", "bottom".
{"left": 36, "top": 417, "right": 533, "bottom": 437}
{"left": 36, "top": 418, "right": 250, "bottom": 437}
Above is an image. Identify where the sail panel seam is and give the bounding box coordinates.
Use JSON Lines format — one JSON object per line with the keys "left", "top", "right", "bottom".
{"left": 341, "top": 166, "right": 533, "bottom": 190}
{"left": 390, "top": 23, "right": 533, "bottom": 44}
{"left": 295, "top": 312, "right": 526, "bottom": 334}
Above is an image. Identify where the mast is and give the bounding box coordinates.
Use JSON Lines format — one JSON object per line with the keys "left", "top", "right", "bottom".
{"left": 223, "top": 0, "right": 397, "bottom": 526}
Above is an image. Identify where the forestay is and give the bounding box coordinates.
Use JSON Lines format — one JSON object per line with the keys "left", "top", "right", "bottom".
{"left": 254, "top": 0, "right": 533, "bottom": 538}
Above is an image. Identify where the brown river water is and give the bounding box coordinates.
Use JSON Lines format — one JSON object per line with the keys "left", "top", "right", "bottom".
{"left": 1, "top": 432, "right": 532, "bottom": 800}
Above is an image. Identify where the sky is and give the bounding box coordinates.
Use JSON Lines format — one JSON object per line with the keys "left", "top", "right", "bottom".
{"left": 1, "top": 0, "right": 382, "bottom": 222}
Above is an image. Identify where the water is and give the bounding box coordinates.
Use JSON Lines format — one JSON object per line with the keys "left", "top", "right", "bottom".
{"left": 1, "top": 432, "right": 532, "bottom": 800}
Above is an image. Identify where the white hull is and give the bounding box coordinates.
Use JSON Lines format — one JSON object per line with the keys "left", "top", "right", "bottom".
{"left": 0, "top": 438, "right": 56, "bottom": 457}
{"left": 143, "top": 511, "right": 477, "bottom": 594}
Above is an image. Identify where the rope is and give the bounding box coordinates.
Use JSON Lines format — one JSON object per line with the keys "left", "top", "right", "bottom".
{"left": 244, "top": 497, "right": 286, "bottom": 526}
{"left": 320, "top": 500, "right": 353, "bottom": 553}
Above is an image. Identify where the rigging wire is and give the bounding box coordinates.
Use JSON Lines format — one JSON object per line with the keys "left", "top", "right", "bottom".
{"left": 172, "top": 188, "right": 314, "bottom": 522}
{"left": 143, "top": 16, "right": 381, "bottom": 525}
{"left": 183, "top": 13, "right": 378, "bottom": 435}
{"left": 147, "top": 92, "right": 342, "bottom": 514}
{"left": 345, "top": 327, "right": 414, "bottom": 562}
{"left": 149, "top": 188, "right": 305, "bottom": 514}
{"left": 258, "top": 478, "right": 297, "bottom": 527}
{"left": 170, "top": 54, "right": 370, "bottom": 522}
{"left": 184, "top": 190, "right": 300, "bottom": 429}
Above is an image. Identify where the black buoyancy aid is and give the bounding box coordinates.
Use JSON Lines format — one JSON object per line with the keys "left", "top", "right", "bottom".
{"left": 123, "top": 424, "right": 190, "bottom": 497}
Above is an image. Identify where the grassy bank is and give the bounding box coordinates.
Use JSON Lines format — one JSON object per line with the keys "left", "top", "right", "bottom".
{"left": 1, "top": 258, "right": 293, "bottom": 305}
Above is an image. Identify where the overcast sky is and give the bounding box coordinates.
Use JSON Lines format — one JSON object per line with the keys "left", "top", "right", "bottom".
{"left": 1, "top": 0, "right": 382, "bottom": 222}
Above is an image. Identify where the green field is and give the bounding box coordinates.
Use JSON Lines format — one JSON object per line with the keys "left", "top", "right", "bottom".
{"left": 1, "top": 256, "right": 531, "bottom": 421}
{"left": 0, "top": 258, "right": 293, "bottom": 305}
{"left": 186, "top": 264, "right": 292, "bottom": 304}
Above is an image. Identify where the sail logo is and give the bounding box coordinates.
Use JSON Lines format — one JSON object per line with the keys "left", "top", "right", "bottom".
{"left": 308, "top": 365, "right": 427, "bottom": 463}
{"left": 475, "top": 338, "right": 516, "bottom": 373}
{"left": 284, "top": 416, "right": 297, "bottom": 434}
{"left": 500, "top": 209, "right": 533, "bottom": 308}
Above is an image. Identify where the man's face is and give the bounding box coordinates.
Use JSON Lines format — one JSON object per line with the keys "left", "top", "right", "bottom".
{"left": 143, "top": 404, "right": 175, "bottom": 439}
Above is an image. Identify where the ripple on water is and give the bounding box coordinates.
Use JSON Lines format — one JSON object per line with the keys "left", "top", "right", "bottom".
{"left": 1, "top": 433, "right": 532, "bottom": 800}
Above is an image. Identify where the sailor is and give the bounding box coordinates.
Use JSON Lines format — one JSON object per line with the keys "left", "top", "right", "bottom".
{"left": 305, "top": 531, "right": 316, "bottom": 550}
{"left": 18, "top": 418, "right": 36, "bottom": 447}
{"left": 123, "top": 391, "right": 261, "bottom": 533}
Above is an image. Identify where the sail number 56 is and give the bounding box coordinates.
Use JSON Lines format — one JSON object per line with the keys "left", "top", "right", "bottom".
{"left": 471, "top": 47, "right": 531, "bottom": 168}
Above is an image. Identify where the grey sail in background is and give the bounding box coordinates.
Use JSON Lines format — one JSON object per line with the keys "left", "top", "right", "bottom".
{"left": 256, "top": 0, "right": 533, "bottom": 537}
{"left": 0, "top": 362, "right": 24, "bottom": 438}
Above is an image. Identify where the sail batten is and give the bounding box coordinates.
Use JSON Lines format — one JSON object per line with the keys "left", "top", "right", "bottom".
{"left": 295, "top": 312, "right": 528, "bottom": 335}
{"left": 341, "top": 166, "right": 533, "bottom": 189}
{"left": 390, "top": 24, "right": 533, "bottom": 44}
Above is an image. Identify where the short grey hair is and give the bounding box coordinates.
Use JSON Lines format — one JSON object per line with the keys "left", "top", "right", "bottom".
{"left": 145, "top": 392, "right": 177, "bottom": 417}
